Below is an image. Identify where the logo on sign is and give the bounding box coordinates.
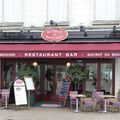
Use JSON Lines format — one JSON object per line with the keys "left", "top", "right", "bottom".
{"left": 41, "top": 28, "right": 68, "bottom": 42}
{"left": 16, "top": 80, "right": 22, "bottom": 84}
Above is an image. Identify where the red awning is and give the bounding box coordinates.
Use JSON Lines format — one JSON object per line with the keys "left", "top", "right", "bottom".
{"left": 0, "top": 43, "right": 120, "bottom": 58}
{"left": 0, "top": 43, "right": 120, "bottom": 51}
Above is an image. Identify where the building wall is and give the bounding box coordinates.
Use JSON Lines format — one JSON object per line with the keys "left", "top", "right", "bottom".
{"left": 0, "top": 0, "right": 120, "bottom": 27}
{"left": 115, "top": 58, "right": 120, "bottom": 97}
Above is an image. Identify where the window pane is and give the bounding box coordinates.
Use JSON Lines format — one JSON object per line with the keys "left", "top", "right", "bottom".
{"left": 101, "top": 64, "right": 112, "bottom": 95}
{"left": 47, "top": 0, "right": 68, "bottom": 21}
{"left": 56, "top": 66, "right": 66, "bottom": 95}
{"left": 86, "top": 63, "right": 97, "bottom": 91}
{"left": 95, "top": 0, "right": 116, "bottom": 20}
{"left": 4, "top": 0, "right": 22, "bottom": 22}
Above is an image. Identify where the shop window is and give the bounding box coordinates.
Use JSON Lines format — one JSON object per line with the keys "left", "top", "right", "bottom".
{"left": 56, "top": 66, "right": 66, "bottom": 95}
{"left": 101, "top": 64, "right": 112, "bottom": 95}
{"left": 86, "top": 64, "right": 97, "bottom": 92}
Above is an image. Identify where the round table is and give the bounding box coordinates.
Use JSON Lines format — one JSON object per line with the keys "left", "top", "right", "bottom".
{"left": 99, "top": 95, "right": 115, "bottom": 113}
{"left": 73, "top": 94, "right": 86, "bottom": 113}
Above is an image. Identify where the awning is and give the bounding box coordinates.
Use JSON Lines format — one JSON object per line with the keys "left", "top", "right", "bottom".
{"left": 0, "top": 43, "right": 120, "bottom": 58}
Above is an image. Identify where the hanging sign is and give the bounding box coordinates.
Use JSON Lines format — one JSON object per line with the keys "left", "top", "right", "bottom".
{"left": 41, "top": 28, "right": 68, "bottom": 42}
{"left": 14, "top": 79, "right": 27, "bottom": 105}
{"left": 24, "top": 77, "right": 35, "bottom": 90}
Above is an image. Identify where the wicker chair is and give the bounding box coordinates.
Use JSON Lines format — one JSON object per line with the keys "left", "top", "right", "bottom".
{"left": 81, "top": 97, "right": 96, "bottom": 112}
{"left": 107, "top": 98, "right": 120, "bottom": 112}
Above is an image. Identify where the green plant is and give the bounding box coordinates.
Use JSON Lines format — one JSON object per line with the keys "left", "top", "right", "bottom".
{"left": 85, "top": 91, "right": 92, "bottom": 97}
{"left": 16, "top": 63, "right": 39, "bottom": 81}
{"left": 67, "top": 63, "right": 89, "bottom": 91}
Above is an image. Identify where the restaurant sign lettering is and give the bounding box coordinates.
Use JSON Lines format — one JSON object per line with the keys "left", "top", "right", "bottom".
{"left": 41, "top": 28, "right": 68, "bottom": 42}
{"left": 0, "top": 51, "right": 120, "bottom": 58}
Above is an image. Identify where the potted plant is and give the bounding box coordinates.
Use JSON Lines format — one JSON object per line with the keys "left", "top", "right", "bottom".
{"left": 67, "top": 63, "right": 89, "bottom": 91}
{"left": 16, "top": 63, "right": 39, "bottom": 81}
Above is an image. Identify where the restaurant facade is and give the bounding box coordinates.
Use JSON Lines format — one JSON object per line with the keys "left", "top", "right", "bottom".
{"left": 0, "top": 27, "right": 120, "bottom": 102}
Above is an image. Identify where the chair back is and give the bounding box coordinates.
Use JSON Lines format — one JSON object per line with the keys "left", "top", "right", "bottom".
{"left": 69, "top": 91, "right": 78, "bottom": 105}
{"left": 69, "top": 91, "right": 78, "bottom": 99}
{"left": 1, "top": 89, "right": 10, "bottom": 100}
{"left": 95, "top": 91, "right": 104, "bottom": 101}
{"left": 92, "top": 89, "right": 96, "bottom": 100}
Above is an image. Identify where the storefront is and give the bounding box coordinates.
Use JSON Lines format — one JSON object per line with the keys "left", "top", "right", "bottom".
{"left": 0, "top": 28, "right": 120, "bottom": 102}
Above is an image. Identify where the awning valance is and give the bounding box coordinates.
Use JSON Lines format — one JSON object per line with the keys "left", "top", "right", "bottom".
{"left": 0, "top": 43, "right": 120, "bottom": 58}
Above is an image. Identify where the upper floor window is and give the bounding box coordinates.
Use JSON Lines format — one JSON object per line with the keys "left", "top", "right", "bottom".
{"left": 95, "top": 0, "right": 116, "bottom": 20}
{"left": 47, "top": 0, "right": 68, "bottom": 22}
{"left": 2, "top": 0, "right": 22, "bottom": 22}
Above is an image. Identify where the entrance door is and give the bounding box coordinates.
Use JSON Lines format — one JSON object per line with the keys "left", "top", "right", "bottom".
{"left": 44, "top": 65, "right": 66, "bottom": 101}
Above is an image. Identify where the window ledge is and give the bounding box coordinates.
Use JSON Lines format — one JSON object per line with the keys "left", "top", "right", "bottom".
{"left": 92, "top": 20, "right": 120, "bottom": 26}
{"left": 44, "top": 21, "right": 70, "bottom": 27}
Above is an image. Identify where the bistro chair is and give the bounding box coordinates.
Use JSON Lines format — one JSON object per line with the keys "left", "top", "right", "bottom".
{"left": 107, "top": 98, "right": 120, "bottom": 112}
{"left": 0, "top": 89, "right": 10, "bottom": 107}
{"left": 81, "top": 97, "right": 96, "bottom": 112}
{"left": 93, "top": 91, "right": 104, "bottom": 111}
{"left": 69, "top": 91, "right": 78, "bottom": 110}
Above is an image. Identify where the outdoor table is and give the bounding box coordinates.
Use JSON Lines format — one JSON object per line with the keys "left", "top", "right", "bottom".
{"left": 100, "top": 95, "right": 115, "bottom": 113}
{"left": 73, "top": 94, "right": 86, "bottom": 113}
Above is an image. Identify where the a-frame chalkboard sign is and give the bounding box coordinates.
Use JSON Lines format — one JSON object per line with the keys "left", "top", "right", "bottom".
{"left": 59, "top": 78, "right": 71, "bottom": 108}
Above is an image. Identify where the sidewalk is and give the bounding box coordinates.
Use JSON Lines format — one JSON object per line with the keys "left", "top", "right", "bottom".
{"left": 0, "top": 107, "right": 120, "bottom": 120}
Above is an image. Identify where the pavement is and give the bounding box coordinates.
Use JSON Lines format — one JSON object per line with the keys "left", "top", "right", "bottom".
{"left": 0, "top": 107, "right": 120, "bottom": 120}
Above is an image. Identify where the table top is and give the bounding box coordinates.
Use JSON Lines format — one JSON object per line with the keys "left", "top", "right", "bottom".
{"left": 72, "top": 94, "right": 86, "bottom": 98}
{"left": 100, "top": 95, "right": 115, "bottom": 98}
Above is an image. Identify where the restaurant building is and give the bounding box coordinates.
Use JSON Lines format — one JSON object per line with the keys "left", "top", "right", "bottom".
{"left": 0, "top": 0, "right": 120, "bottom": 102}
{"left": 0, "top": 25, "right": 120, "bottom": 102}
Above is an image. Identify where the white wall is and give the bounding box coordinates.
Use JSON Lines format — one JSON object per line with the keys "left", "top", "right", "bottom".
{"left": 116, "top": 0, "right": 120, "bottom": 20}
{"left": 0, "top": 0, "right": 120, "bottom": 26}
{"left": 115, "top": 58, "right": 120, "bottom": 97}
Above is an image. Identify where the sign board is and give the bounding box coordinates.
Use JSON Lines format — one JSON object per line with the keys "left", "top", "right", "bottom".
{"left": 60, "top": 79, "right": 70, "bottom": 97}
{"left": 24, "top": 77, "right": 35, "bottom": 90}
{"left": 14, "top": 79, "right": 27, "bottom": 105}
{"left": 41, "top": 28, "right": 68, "bottom": 42}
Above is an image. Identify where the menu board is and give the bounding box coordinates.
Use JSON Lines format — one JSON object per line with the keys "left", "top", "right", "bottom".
{"left": 60, "top": 79, "right": 70, "bottom": 97}
{"left": 24, "top": 77, "right": 35, "bottom": 90}
{"left": 14, "top": 79, "right": 27, "bottom": 106}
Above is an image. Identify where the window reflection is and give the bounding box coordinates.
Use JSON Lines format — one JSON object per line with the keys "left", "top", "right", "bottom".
{"left": 86, "top": 64, "right": 97, "bottom": 91}
{"left": 101, "top": 64, "right": 112, "bottom": 95}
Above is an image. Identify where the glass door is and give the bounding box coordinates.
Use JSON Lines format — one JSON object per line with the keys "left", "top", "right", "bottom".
{"left": 86, "top": 63, "right": 97, "bottom": 93}
{"left": 56, "top": 65, "right": 66, "bottom": 95}
{"left": 101, "top": 63, "right": 113, "bottom": 95}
